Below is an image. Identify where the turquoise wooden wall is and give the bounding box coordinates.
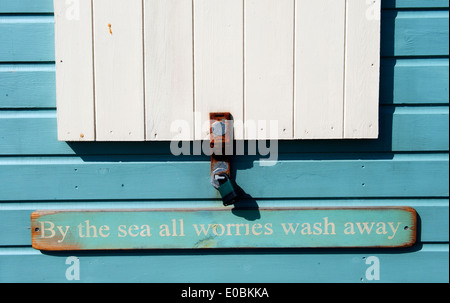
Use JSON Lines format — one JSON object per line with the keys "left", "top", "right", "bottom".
{"left": 0, "top": 0, "right": 448, "bottom": 283}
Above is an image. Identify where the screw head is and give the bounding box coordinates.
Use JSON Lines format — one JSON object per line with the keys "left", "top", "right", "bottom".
{"left": 212, "top": 121, "right": 226, "bottom": 137}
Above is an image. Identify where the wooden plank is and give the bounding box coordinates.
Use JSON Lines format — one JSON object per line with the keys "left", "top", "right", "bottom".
{"left": 144, "top": 0, "right": 194, "bottom": 141}
{"left": 380, "top": 58, "right": 449, "bottom": 105}
{"left": 93, "top": 0, "right": 145, "bottom": 141}
{"left": 391, "top": 106, "right": 449, "bottom": 151}
{"left": 0, "top": 15, "right": 54, "bottom": 62}
{"left": 381, "top": 10, "right": 449, "bottom": 57}
{"left": 0, "top": 153, "right": 447, "bottom": 201}
{"left": 0, "top": 63, "right": 55, "bottom": 108}
{"left": 194, "top": 0, "right": 244, "bottom": 140}
{"left": 1, "top": 244, "right": 448, "bottom": 282}
{"left": 2, "top": 199, "right": 447, "bottom": 246}
{"left": 245, "top": 0, "right": 294, "bottom": 140}
{"left": 54, "top": 0, "right": 95, "bottom": 141}
{"left": 30, "top": 207, "right": 417, "bottom": 250}
{"left": 344, "top": 0, "right": 381, "bottom": 139}
{"left": 295, "top": 0, "right": 346, "bottom": 139}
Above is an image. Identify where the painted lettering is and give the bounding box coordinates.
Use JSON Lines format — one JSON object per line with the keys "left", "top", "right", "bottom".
{"left": 31, "top": 208, "right": 415, "bottom": 250}
{"left": 117, "top": 224, "right": 152, "bottom": 238}
{"left": 39, "top": 221, "right": 70, "bottom": 243}
{"left": 281, "top": 223, "right": 300, "bottom": 235}
{"left": 40, "top": 221, "right": 56, "bottom": 238}
{"left": 193, "top": 223, "right": 274, "bottom": 237}
{"left": 128, "top": 225, "right": 139, "bottom": 237}
{"left": 323, "top": 217, "right": 336, "bottom": 235}
{"left": 99, "top": 225, "right": 110, "bottom": 238}
{"left": 212, "top": 224, "right": 225, "bottom": 236}
{"left": 376, "top": 222, "right": 387, "bottom": 235}
{"left": 313, "top": 222, "right": 323, "bottom": 235}
{"left": 264, "top": 223, "right": 273, "bottom": 235}
{"left": 388, "top": 222, "right": 401, "bottom": 240}
{"left": 57, "top": 225, "right": 71, "bottom": 243}
{"left": 193, "top": 224, "right": 211, "bottom": 236}
{"left": 252, "top": 223, "right": 263, "bottom": 236}
{"left": 344, "top": 221, "right": 402, "bottom": 240}
{"left": 344, "top": 222, "right": 355, "bottom": 235}
{"left": 77, "top": 220, "right": 110, "bottom": 238}
{"left": 356, "top": 222, "right": 375, "bottom": 235}
{"left": 118, "top": 225, "right": 127, "bottom": 238}
{"left": 282, "top": 218, "right": 336, "bottom": 236}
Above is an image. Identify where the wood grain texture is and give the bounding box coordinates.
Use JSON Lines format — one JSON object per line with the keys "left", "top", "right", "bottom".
{"left": 144, "top": 0, "right": 194, "bottom": 141}
{"left": 0, "top": 63, "right": 55, "bottom": 108}
{"left": 295, "top": 0, "right": 346, "bottom": 139}
{"left": 194, "top": 0, "right": 244, "bottom": 140}
{"left": 0, "top": 15, "right": 54, "bottom": 62}
{"left": 93, "top": 0, "right": 145, "bottom": 141}
{"left": 344, "top": 0, "right": 381, "bottom": 139}
{"left": 0, "top": 154, "right": 447, "bottom": 201}
{"left": 381, "top": 10, "right": 449, "bottom": 57}
{"left": 54, "top": 0, "right": 95, "bottom": 141}
{"left": 245, "top": 0, "right": 294, "bottom": 140}
{"left": 380, "top": 58, "right": 449, "bottom": 104}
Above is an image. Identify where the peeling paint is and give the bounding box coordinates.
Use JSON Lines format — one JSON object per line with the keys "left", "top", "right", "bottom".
{"left": 194, "top": 236, "right": 217, "bottom": 249}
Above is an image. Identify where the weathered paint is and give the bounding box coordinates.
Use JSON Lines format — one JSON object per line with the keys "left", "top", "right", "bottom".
{"left": 31, "top": 207, "right": 417, "bottom": 251}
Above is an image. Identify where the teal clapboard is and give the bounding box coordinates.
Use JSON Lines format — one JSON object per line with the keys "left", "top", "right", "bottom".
{"left": 31, "top": 207, "right": 417, "bottom": 251}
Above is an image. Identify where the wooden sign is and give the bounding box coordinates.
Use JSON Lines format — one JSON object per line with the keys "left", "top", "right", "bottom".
{"left": 31, "top": 207, "right": 417, "bottom": 251}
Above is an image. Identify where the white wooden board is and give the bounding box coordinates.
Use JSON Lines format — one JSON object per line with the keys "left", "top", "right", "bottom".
{"left": 144, "top": 0, "right": 194, "bottom": 141}
{"left": 344, "top": 0, "right": 381, "bottom": 139}
{"left": 194, "top": 0, "right": 244, "bottom": 141}
{"left": 295, "top": 0, "right": 346, "bottom": 139}
{"left": 54, "top": 0, "right": 380, "bottom": 142}
{"left": 245, "top": 0, "right": 294, "bottom": 140}
{"left": 93, "top": 0, "right": 145, "bottom": 141}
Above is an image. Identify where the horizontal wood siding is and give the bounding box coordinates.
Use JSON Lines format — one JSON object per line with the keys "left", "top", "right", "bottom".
{"left": 0, "top": 0, "right": 448, "bottom": 282}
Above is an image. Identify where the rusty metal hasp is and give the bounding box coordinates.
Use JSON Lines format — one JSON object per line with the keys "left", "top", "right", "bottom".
{"left": 210, "top": 113, "right": 242, "bottom": 206}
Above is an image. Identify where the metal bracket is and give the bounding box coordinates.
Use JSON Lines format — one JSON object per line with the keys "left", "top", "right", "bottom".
{"left": 210, "top": 112, "right": 232, "bottom": 190}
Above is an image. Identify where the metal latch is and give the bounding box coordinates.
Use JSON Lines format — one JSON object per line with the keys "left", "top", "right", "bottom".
{"left": 210, "top": 112, "right": 243, "bottom": 206}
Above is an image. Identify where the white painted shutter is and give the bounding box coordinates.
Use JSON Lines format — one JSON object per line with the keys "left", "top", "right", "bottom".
{"left": 54, "top": 0, "right": 381, "bottom": 141}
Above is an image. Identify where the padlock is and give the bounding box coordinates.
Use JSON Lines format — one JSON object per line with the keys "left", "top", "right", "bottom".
{"left": 216, "top": 173, "right": 242, "bottom": 206}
